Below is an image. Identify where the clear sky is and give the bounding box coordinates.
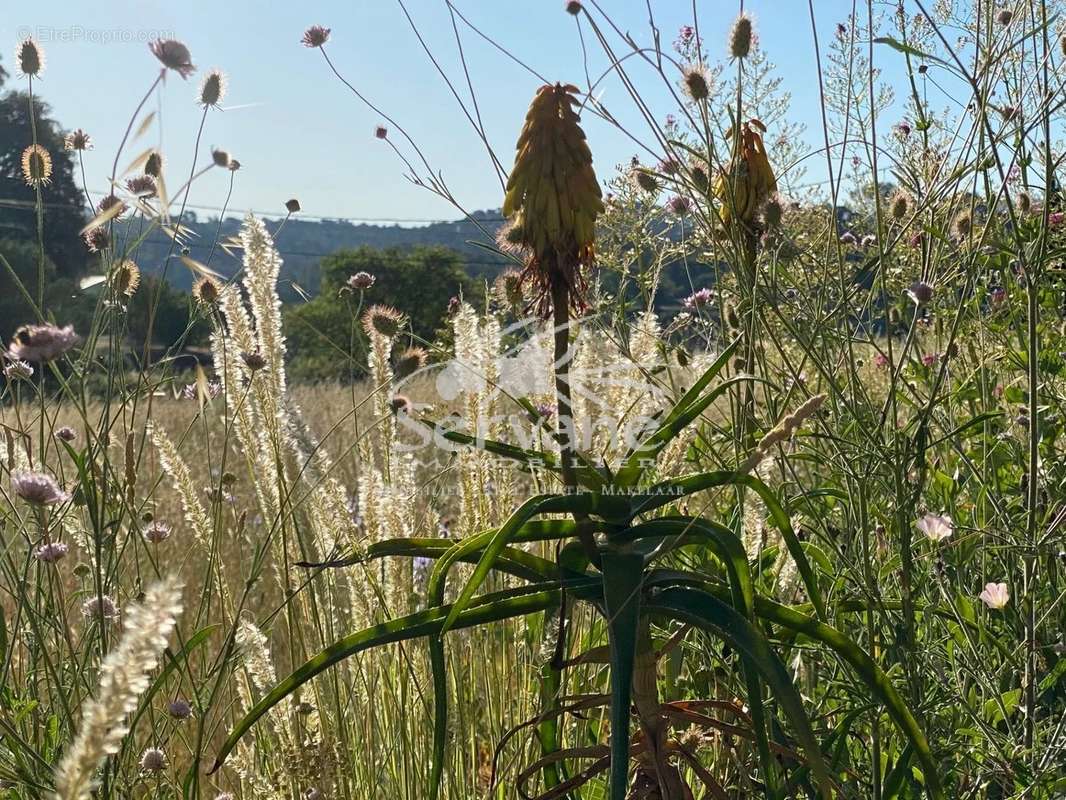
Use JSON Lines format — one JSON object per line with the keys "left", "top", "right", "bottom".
{"left": 2, "top": 1, "right": 901, "bottom": 225}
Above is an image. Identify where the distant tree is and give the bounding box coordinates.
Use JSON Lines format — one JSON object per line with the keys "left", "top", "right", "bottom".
{"left": 126, "top": 275, "right": 209, "bottom": 349}
{"left": 285, "top": 245, "right": 482, "bottom": 382}
{"left": 0, "top": 238, "right": 87, "bottom": 341}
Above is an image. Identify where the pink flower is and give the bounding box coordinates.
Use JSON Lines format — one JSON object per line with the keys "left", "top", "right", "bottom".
{"left": 1050, "top": 212, "right": 1065, "bottom": 226}
{"left": 873, "top": 353, "right": 889, "bottom": 368}
{"left": 916, "top": 513, "right": 953, "bottom": 542}
{"left": 922, "top": 353, "right": 938, "bottom": 367}
{"left": 979, "top": 582, "right": 1009, "bottom": 609}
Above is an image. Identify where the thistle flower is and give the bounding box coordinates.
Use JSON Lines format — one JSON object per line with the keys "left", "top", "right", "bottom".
{"left": 916, "top": 512, "right": 953, "bottom": 542}
{"left": 144, "top": 150, "right": 164, "bottom": 178}
{"left": 996, "top": 8, "right": 1012, "bottom": 24}
{"left": 285, "top": 198, "right": 301, "bottom": 213}
{"left": 21, "top": 145, "right": 52, "bottom": 187}
{"left": 80, "top": 595, "right": 120, "bottom": 621}
{"left": 240, "top": 350, "right": 268, "bottom": 372}
{"left": 199, "top": 70, "right": 226, "bottom": 107}
{"left": 761, "top": 194, "right": 784, "bottom": 228}
{"left": 494, "top": 268, "right": 525, "bottom": 309}
{"left": 682, "top": 65, "right": 710, "bottom": 101}
{"left": 83, "top": 228, "right": 110, "bottom": 253}
{"left": 346, "top": 271, "right": 375, "bottom": 291}
{"left": 682, "top": 288, "right": 714, "bottom": 310}
{"left": 126, "top": 174, "right": 157, "bottom": 198}
{"left": 193, "top": 276, "right": 221, "bottom": 305}
{"left": 634, "top": 169, "right": 659, "bottom": 194}
{"left": 713, "top": 118, "right": 777, "bottom": 229}
{"left": 34, "top": 541, "right": 69, "bottom": 563}
{"left": 149, "top": 39, "right": 195, "bottom": 79}
{"left": 55, "top": 426, "right": 77, "bottom": 442}
{"left": 211, "top": 149, "right": 232, "bottom": 168}
{"left": 394, "top": 346, "right": 427, "bottom": 380}
{"left": 374, "top": 125, "right": 388, "bottom": 140}
{"left": 501, "top": 83, "right": 604, "bottom": 314}
{"left": 979, "top": 581, "right": 1009, "bottom": 609}
{"left": 729, "top": 13, "right": 754, "bottom": 58}
{"left": 301, "top": 25, "right": 331, "bottom": 48}
{"left": 363, "top": 304, "right": 406, "bottom": 338}
{"left": 690, "top": 164, "right": 709, "bottom": 192}
{"left": 907, "top": 280, "right": 934, "bottom": 306}
{"left": 112, "top": 260, "right": 141, "bottom": 297}
{"left": 668, "top": 195, "right": 692, "bottom": 216}
{"left": 8, "top": 323, "right": 79, "bottom": 362}
{"left": 65, "top": 129, "right": 93, "bottom": 151}
{"left": 16, "top": 37, "right": 44, "bottom": 77}
{"left": 4, "top": 359, "right": 33, "bottom": 380}
{"left": 140, "top": 748, "right": 167, "bottom": 772}
{"left": 142, "top": 521, "right": 172, "bottom": 543}
{"left": 167, "top": 698, "right": 192, "bottom": 720}
{"left": 889, "top": 190, "right": 911, "bottom": 221}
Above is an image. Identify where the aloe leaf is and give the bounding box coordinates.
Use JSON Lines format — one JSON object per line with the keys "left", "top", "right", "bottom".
{"left": 211, "top": 581, "right": 598, "bottom": 772}
{"left": 646, "top": 586, "right": 835, "bottom": 798}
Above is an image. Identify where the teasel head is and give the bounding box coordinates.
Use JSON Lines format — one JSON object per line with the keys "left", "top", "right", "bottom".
{"left": 889, "top": 189, "right": 912, "bottom": 222}
{"left": 199, "top": 70, "right": 226, "bottom": 108}
{"left": 193, "top": 276, "right": 221, "bottom": 306}
{"left": 64, "top": 129, "right": 93, "bottom": 152}
{"left": 21, "top": 145, "right": 52, "bottom": 187}
{"left": 113, "top": 260, "right": 141, "bottom": 297}
{"left": 501, "top": 83, "right": 604, "bottom": 315}
{"left": 713, "top": 118, "right": 777, "bottom": 231}
{"left": 729, "top": 13, "right": 754, "bottom": 59}
{"left": 393, "top": 346, "right": 427, "bottom": 380}
{"left": 144, "top": 150, "right": 164, "bottom": 178}
{"left": 16, "top": 37, "right": 44, "bottom": 78}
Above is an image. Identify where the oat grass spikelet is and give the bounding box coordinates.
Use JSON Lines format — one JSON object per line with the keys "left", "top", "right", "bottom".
{"left": 21, "top": 144, "right": 52, "bottom": 187}
{"left": 502, "top": 82, "right": 604, "bottom": 313}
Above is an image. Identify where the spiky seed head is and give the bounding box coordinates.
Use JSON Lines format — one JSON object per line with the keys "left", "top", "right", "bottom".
{"left": 65, "top": 128, "right": 93, "bottom": 151}
{"left": 199, "top": 70, "right": 226, "bottom": 107}
{"left": 193, "top": 276, "right": 221, "bottom": 305}
{"left": 668, "top": 195, "right": 692, "bottom": 215}
{"left": 390, "top": 395, "right": 413, "bottom": 415}
{"left": 228, "top": 159, "right": 241, "bottom": 171}
{"left": 97, "top": 194, "right": 126, "bottom": 221}
{"left": 149, "top": 39, "right": 195, "bottom": 78}
{"left": 113, "top": 260, "right": 141, "bottom": 297}
{"left": 55, "top": 426, "right": 77, "bottom": 442}
{"left": 394, "top": 346, "right": 427, "bottom": 379}
{"left": 953, "top": 212, "right": 972, "bottom": 238}
{"left": 347, "top": 271, "right": 375, "bottom": 290}
{"left": 565, "top": 1, "right": 582, "bottom": 13}
{"left": 363, "top": 304, "right": 406, "bottom": 338}
{"left": 302, "top": 26, "right": 331, "bottom": 47}
{"left": 762, "top": 193, "right": 784, "bottom": 228}
{"left": 4, "top": 360, "right": 34, "bottom": 380}
{"left": 729, "top": 14, "right": 753, "bottom": 58}
{"left": 889, "top": 189, "right": 911, "bottom": 221}
{"left": 140, "top": 748, "right": 167, "bottom": 772}
{"left": 1018, "top": 191, "right": 1032, "bottom": 214}
{"left": 21, "top": 145, "right": 52, "bottom": 187}
{"left": 34, "top": 541, "right": 69, "bottom": 563}
{"left": 143, "top": 521, "right": 172, "bottom": 543}
{"left": 80, "top": 594, "right": 119, "bottom": 620}
{"left": 690, "top": 165, "right": 709, "bottom": 192}
{"left": 997, "top": 8, "right": 1013, "bottom": 24}
{"left": 12, "top": 471, "right": 69, "bottom": 505}
{"left": 211, "top": 149, "right": 231, "bottom": 168}
{"left": 501, "top": 83, "right": 604, "bottom": 314}
{"left": 285, "top": 198, "right": 301, "bottom": 213}
{"left": 374, "top": 125, "right": 388, "bottom": 140}
{"left": 634, "top": 169, "right": 658, "bottom": 193}
{"left": 84, "top": 228, "right": 110, "bottom": 253}
{"left": 908, "top": 280, "right": 934, "bottom": 306}
{"left": 16, "top": 38, "right": 44, "bottom": 77}
{"left": 126, "top": 174, "right": 158, "bottom": 198}
{"left": 240, "top": 351, "right": 267, "bottom": 372}
{"left": 683, "top": 66, "right": 710, "bottom": 101}
{"left": 144, "top": 150, "right": 164, "bottom": 178}
{"left": 495, "top": 268, "right": 525, "bottom": 309}
{"left": 167, "top": 698, "right": 192, "bottom": 719}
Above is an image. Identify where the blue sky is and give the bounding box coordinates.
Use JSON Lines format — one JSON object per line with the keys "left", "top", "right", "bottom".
{"left": 2, "top": 1, "right": 900, "bottom": 225}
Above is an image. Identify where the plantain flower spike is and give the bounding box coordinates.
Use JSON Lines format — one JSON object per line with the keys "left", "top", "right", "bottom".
{"left": 713, "top": 118, "right": 777, "bottom": 231}
{"left": 502, "top": 83, "right": 604, "bottom": 314}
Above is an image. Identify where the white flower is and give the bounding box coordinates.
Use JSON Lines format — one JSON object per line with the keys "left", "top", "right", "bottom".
{"left": 916, "top": 512, "right": 953, "bottom": 542}
{"left": 979, "top": 582, "right": 1010, "bottom": 610}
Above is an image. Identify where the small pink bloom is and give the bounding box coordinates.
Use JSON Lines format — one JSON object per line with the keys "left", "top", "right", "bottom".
{"left": 922, "top": 353, "right": 938, "bottom": 367}
{"left": 1050, "top": 212, "right": 1065, "bottom": 226}
{"left": 979, "top": 582, "right": 1009, "bottom": 609}
{"left": 873, "top": 353, "right": 889, "bottom": 368}
{"left": 916, "top": 513, "right": 953, "bottom": 542}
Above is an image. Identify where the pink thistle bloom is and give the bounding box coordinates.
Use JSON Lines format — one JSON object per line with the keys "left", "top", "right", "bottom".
{"left": 1050, "top": 211, "right": 1065, "bottom": 226}
{"left": 12, "top": 472, "right": 70, "bottom": 506}
{"left": 873, "top": 353, "right": 889, "bottom": 368}
{"left": 978, "top": 582, "right": 1009, "bottom": 609}
{"left": 921, "top": 353, "right": 938, "bottom": 367}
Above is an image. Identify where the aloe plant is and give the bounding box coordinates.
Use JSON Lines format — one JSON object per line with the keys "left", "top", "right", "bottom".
{"left": 211, "top": 336, "right": 942, "bottom": 800}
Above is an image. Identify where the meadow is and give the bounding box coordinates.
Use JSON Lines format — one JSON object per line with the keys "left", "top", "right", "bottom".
{"left": 1, "top": 2, "right": 1065, "bottom": 799}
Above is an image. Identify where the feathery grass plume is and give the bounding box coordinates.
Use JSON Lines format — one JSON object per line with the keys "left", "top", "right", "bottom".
{"left": 502, "top": 83, "right": 604, "bottom": 314}
{"left": 148, "top": 422, "right": 213, "bottom": 551}
{"left": 53, "top": 578, "right": 183, "bottom": 800}
{"left": 16, "top": 37, "right": 44, "bottom": 77}
{"left": 21, "top": 144, "right": 52, "bottom": 187}
{"left": 713, "top": 118, "right": 777, "bottom": 230}
{"left": 739, "top": 393, "right": 827, "bottom": 474}
{"left": 240, "top": 215, "right": 288, "bottom": 403}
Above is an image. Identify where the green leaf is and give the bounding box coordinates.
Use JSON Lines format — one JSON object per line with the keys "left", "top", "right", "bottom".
{"left": 873, "top": 37, "right": 952, "bottom": 70}
{"left": 211, "top": 581, "right": 598, "bottom": 772}
{"left": 646, "top": 586, "right": 833, "bottom": 798}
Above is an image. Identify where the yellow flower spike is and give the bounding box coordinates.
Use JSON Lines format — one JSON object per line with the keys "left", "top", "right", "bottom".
{"left": 502, "top": 83, "right": 604, "bottom": 315}
{"left": 714, "top": 118, "right": 778, "bottom": 232}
